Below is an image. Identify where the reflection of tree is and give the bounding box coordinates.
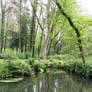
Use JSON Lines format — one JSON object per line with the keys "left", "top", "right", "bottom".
{"left": 0, "top": 72, "right": 91, "bottom": 92}
{"left": 46, "top": 73, "right": 57, "bottom": 92}
{"left": 79, "top": 84, "right": 88, "bottom": 92}
{"left": 41, "top": 75, "right": 46, "bottom": 92}
{"left": 41, "top": 72, "right": 89, "bottom": 92}
{"left": 79, "top": 85, "right": 84, "bottom": 92}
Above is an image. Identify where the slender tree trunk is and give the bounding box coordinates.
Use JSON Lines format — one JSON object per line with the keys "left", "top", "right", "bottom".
{"left": 31, "top": 10, "right": 36, "bottom": 57}
{"left": 43, "top": 37, "right": 49, "bottom": 59}
{"left": 30, "top": 0, "right": 38, "bottom": 57}
{"left": 56, "top": 1, "right": 85, "bottom": 63}
{"left": 4, "top": 16, "right": 9, "bottom": 52}
{"left": 25, "top": 44, "right": 27, "bottom": 53}
{"left": 43, "top": 0, "right": 51, "bottom": 59}
{"left": 0, "top": 0, "right": 5, "bottom": 53}
{"left": 47, "top": 32, "right": 59, "bottom": 55}
{"left": 4, "top": 31, "right": 7, "bottom": 52}
{"left": 47, "top": 39, "right": 53, "bottom": 55}
{"left": 19, "top": 0, "right": 22, "bottom": 52}
{"left": 38, "top": 32, "right": 43, "bottom": 57}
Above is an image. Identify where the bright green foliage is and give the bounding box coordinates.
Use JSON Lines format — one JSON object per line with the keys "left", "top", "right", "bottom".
{"left": 65, "top": 61, "right": 92, "bottom": 79}
{"left": 58, "top": 0, "right": 77, "bottom": 15}
{"left": 33, "top": 60, "right": 47, "bottom": 72}
{"left": 0, "top": 49, "right": 32, "bottom": 59}
{"left": 27, "top": 58, "right": 47, "bottom": 72}
{"left": 27, "top": 58, "right": 35, "bottom": 66}
{"left": 0, "top": 60, "right": 32, "bottom": 79}
{"left": 49, "top": 61, "right": 62, "bottom": 69}
{"left": 0, "top": 53, "right": 18, "bottom": 59}
{"left": 47, "top": 54, "right": 77, "bottom": 62}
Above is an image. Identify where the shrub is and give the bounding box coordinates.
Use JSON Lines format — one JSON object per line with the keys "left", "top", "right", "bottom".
{"left": 33, "top": 60, "right": 47, "bottom": 72}
{"left": 25, "top": 52, "right": 31, "bottom": 59}
{"left": 0, "top": 60, "right": 32, "bottom": 79}
{"left": 47, "top": 54, "right": 77, "bottom": 62}
{"left": 47, "top": 55, "right": 62, "bottom": 60}
{"left": 27, "top": 58, "right": 35, "bottom": 66}
{"left": 64, "top": 61, "right": 92, "bottom": 79}
{"left": 11, "top": 60, "right": 32, "bottom": 76}
{"left": 0, "top": 50, "right": 32, "bottom": 59}
{"left": 0, "top": 61, "right": 12, "bottom": 79}
{"left": 0, "top": 53, "right": 18, "bottom": 60}
{"left": 48, "top": 60, "right": 63, "bottom": 69}
{"left": 17, "top": 53, "right": 26, "bottom": 59}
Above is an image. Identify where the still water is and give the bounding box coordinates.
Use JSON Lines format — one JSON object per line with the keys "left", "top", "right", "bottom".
{"left": 0, "top": 70, "right": 92, "bottom": 92}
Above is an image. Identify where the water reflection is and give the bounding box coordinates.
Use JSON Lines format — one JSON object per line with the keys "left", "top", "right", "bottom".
{"left": 0, "top": 71, "right": 92, "bottom": 92}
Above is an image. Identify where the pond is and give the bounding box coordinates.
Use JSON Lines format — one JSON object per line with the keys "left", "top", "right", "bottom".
{"left": 0, "top": 70, "right": 92, "bottom": 92}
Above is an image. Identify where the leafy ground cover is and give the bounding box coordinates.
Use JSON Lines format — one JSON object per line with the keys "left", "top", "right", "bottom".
{"left": 0, "top": 53, "right": 92, "bottom": 81}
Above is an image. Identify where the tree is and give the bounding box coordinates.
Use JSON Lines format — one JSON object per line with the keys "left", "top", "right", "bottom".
{"left": 56, "top": 0, "right": 85, "bottom": 63}
{"left": 0, "top": 0, "right": 6, "bottom": 53}
{"left": 21, "top": 12, "right": 29, "bottom": 52}
{"left": 19, "top": 0, "right": 22, "bottom": 52}
{"left": 30, "top": 0, "right": 38, "bottom": 57}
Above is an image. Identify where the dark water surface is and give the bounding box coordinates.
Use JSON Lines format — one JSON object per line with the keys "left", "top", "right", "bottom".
{"left": 0, "top": 70, "right": 92, "bottom": 92}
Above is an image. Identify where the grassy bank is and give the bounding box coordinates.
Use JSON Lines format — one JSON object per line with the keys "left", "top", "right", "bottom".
{"left": 47, "top": 54, "right": 92, "bottom": 80}
{"left": 0, "top": 52, "right": 92, "bottom": 81}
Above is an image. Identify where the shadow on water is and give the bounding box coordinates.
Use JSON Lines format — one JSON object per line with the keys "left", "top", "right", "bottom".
{"left": 0, "top": 70, "right": 92, "bottom": 92}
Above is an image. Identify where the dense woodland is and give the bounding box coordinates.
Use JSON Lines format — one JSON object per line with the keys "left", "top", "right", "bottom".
{"left": 0, "top": 0, "right": 92, "bottom": 80}
{"left": 0, "top": 0, "right": 92, "bottom": 60}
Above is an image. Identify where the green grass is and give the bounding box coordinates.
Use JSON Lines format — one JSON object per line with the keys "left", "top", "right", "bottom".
{"left": 86, "top": 56, "right": 92, "bottom": 64}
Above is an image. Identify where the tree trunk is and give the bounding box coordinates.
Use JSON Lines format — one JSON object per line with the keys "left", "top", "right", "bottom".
{"left": 30, "top": 0, "right": 38, "bottom": 57}
{"left": 43, "top": 37, "right": 49, "bottom": 59}
{"left": 19, "top": 0, "right": 22, "bottom": 52}
{"left": 38, "top": 32, "right": 43, "bottom": 57}
{"left": 56, "top": 1, "right": 85, "bottom": 63}
{"left": 47, "top": 39, "right": 52, "bottom": 55}
{"left": 0, "top": 0, "right": 5, "bottom": 53}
